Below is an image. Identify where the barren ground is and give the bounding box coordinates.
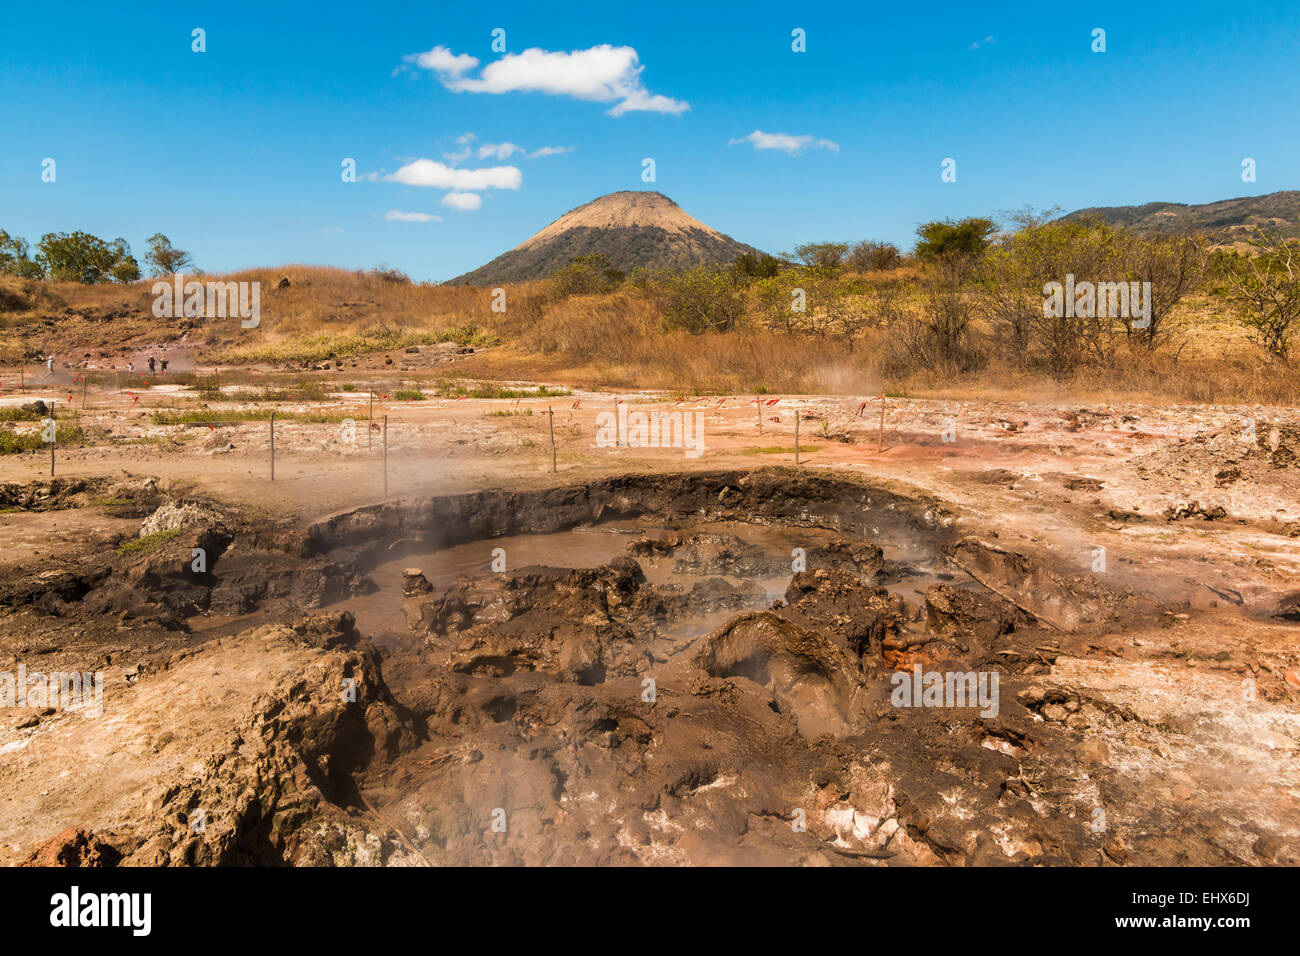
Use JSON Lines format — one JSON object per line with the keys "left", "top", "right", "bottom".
{"left": 2, "top": 350, "right": 1298, "bottom": 866}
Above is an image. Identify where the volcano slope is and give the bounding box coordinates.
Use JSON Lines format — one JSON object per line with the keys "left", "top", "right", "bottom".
{"left": 451, "top": 190, "right": 757, "bottom": 285}
{"left": 2, "top": 468, "right": 1297, "bottom": 867}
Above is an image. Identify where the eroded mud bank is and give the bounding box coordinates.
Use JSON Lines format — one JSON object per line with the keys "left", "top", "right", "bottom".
{"left": 3, "top": 469, "right": 1298, "bottom": 866}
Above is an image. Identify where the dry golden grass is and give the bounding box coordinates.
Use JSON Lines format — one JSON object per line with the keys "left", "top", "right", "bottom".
{"left": 5, "top": 265, "right": 1297, "bottom": 405}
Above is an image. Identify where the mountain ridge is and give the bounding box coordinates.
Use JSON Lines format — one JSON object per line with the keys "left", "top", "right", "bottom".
{"left": 1061, "top": 189, "right": 1300, "bottom": 240}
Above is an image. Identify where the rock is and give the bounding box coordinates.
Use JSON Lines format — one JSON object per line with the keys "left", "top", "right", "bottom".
{"left": 1042, "top": 703, "right": 1068, "bottom": 721}
{"left": 21, "top": 828, "right": 121, "bottom": 867}
{"left": 1018, "top": 685, "right": 1048, "bottom": 706}
{"left": 1214, "top": 467, "right": 1242, "bottom": 486}
{"left": 138, "top": 498, "right": 229, "bottom": 538}
{"left": 1162, "top": 500, "right": 1227, "bottom": 521}
{"left": 402, "top": 568, "right": 433, "bottom": 596}
{"left": 1273, "top": 592, "right": 1300, "bottom": 623}
{"left": 290, "top": 610, "right": 361, "bottom": 650}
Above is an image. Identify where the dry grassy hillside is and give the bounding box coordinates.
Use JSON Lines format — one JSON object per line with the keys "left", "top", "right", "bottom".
{"left": 2, "top": 262, "right": 1297, "bottom": 404}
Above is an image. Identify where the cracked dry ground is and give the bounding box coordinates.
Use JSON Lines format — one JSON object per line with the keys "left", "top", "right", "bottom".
{"left": 1, "top": 458, "right": 1298, "bottom": 867}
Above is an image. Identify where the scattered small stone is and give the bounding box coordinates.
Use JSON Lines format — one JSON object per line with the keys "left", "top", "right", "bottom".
{"left": 1162, "top": 500, "right": 1228, "bottom": 521}
{"left": 1214, "top": 467, "right": 1242, "bottom": 486}
{"left": 1103, "top": 838, "right": 1129, "bottom": 864}
{"left": 402, "top": 568, "right": 433, "bottom": 596}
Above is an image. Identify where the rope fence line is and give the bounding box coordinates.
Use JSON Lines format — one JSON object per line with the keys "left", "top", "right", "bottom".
{"left": 7, "top": 378, "right": 917, "bottom": 488}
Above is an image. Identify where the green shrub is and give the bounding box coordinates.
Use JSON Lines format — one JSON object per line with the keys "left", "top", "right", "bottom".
{"left": 115, "top": 529, "right": 181, "bottom": 557}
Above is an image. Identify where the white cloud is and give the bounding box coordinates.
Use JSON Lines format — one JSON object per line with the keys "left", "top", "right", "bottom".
{"left": 440, "top": 132, "right": 475, "bottom": 162}
{"left": 607, "top": 88, "right": 685, "bottom": 118}
{"left": 477, "top": 142, "right": 524, "bottom": 159}
{"left": 385, "top": 210, "right": 442, "bottom": 222}
{"left": 441, "top": 191, "right": 483, "bottom": 211}
{"left": 409, "top": 46, "right": 478, "bottom": 77}
{"left": 728, "top": 130, "right": 839, "bottom": 155}
{"left": 384, "top": 159, "right": 521, "bottom": 190}
{"left": 447, "top": 136, "right": 570, "bottom": 162}
{"left": 406, "top": 43, "right": 687, "bottom": 116}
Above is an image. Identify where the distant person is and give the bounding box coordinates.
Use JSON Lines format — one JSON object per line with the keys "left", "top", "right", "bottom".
{"left": 148, "top": 356, "right": 156, "bottom": 373}
{"left": 126, "top": 361, "right": 135, "bottom": 373}
{"left": 160, "top": 359, "right": 169, "bottom": 373}
{"left": 46, "top": 355, "right": 54, "bottom": 376}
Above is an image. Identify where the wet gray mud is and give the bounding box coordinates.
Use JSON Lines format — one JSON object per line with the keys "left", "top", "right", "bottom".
{"left": 302, "top": 470, "right": 1297, "bottom": 866}
{"left": 5, "top": 469, "right": 1299, "bottom": 866}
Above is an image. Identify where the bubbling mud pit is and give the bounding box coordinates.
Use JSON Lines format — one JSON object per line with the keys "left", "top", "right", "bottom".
{"left": 4, "top": 469, "right": 1299, "bottom": 866}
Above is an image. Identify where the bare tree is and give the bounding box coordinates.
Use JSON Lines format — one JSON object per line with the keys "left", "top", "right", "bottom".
{"left": 1119, "top": 232, "right": 1207, "bottom": 349}
{"left": 846, "top": 240, "right": 901, "bottom": 272}
{"left": 1222, "top": 231, "right": 1300, "bottom": 361}
{"left": 895, "top": 257, "right": 983, "bottom": 374}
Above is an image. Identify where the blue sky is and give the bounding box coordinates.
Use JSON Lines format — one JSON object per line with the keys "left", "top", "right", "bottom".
{"left": 3, "top": 0, "right": 1298, "bottom": 281}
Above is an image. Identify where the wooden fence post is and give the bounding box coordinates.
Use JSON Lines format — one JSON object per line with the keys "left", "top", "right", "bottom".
{"left": 878, "top": 396, "right": 886, "bottom": 453}
{"left": 548, "top": 406, "right": 556, "bottom": 473}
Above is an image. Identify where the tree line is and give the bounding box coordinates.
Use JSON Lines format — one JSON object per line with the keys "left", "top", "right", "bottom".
{"left": 0, "top": 230, "right": 193, "bottom": 283}
{"left": 547, "top": 214, "right": 1300, "bottom": 369}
